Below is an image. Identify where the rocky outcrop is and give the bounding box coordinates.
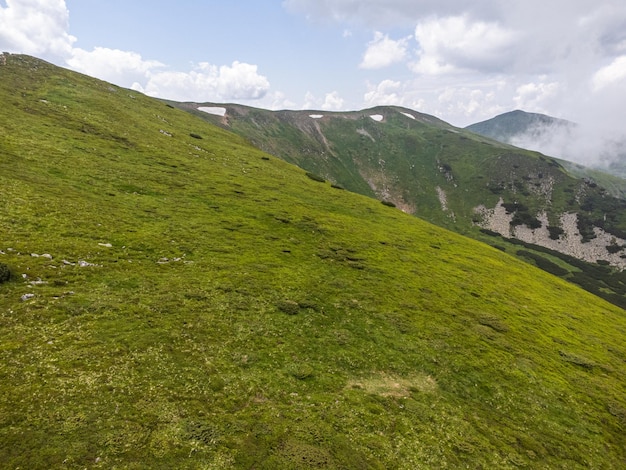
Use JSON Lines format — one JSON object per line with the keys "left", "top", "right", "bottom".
{"left": 475, "top": 198, "right": 626, "bottom": 269}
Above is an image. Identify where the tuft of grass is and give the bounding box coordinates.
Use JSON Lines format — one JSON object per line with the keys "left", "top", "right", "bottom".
{"left": 0, "top": 263, "right": 10, "bottom": 283}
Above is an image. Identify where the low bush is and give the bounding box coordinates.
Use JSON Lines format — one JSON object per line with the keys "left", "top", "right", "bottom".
{"left": 0, "top": 263, "right": 10, "bottom": 283}
{"left": 516, "top": 250, "right": 569, "bottom": 277}
{"left": 381, "top": 200, "right": 396, "bottom": 207}
{"left": 547, "top": 226, "right": 564, "bottom": 240}
{"left": 277, "top": 300, "right": 300, "bottom": 315}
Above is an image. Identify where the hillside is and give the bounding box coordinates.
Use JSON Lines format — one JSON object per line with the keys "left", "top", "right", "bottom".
{"left": 1, "top": 54, "right": 626, "bottom": 468}
{"left": 466, "top": 110, "right": 626, "bottom": 189}
{"left": 172, "top": 101, "right": 626, "bottom": 308}
{"left": 465, "top": 109, "right": 575, "bottom": 143}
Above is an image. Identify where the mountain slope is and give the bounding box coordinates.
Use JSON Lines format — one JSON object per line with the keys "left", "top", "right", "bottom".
{"left": 466, "top": 110, "right": 626, "bottom": 190}
{"left": 465, "top": 109, "right": 575, "bottom": 143}
{"left": 175, "top": 102, "right": 626, "bottom": 256}
{"left": 173, "top": 101, "right": 626, "bottom": 307}
{"left": 2, "top": 54, "right": 626, "bottom": 468}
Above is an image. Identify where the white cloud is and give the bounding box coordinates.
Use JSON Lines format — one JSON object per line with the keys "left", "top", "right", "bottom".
{"left": 592, "top": 56, "right": 626, "bottom": 91}
{"left": 321, "top": 91, "right": 345, "bottom": 110}
{"left": 67, "top": 47, "right": 164, "bottom": 86}
{"left": 283, "top": 0, "right": 499, "bottom": 27}
{"left": 0, "top": 0, "right": 76, "bottom": 57}
{"left": 360, "top": 32, "right": 410, "bottom": 69}
{"left": 412, "top": 15, "right": 518, "bottom": 75}
{"left": 67, "top": 48, "right": 270, "bottom": 103}
{"left": 141, "top": 61, "right": 270, "bottom": 102}
{"left": 0, "top": 0, "right": 271, "bottom": 104}
{"left": 513, "top": 81, "right": 561, "bottom": 113}
{"left": 364, "top": 79, "right": 403, "bottom": 106}
{"left": 435, "top": 86, "right": 505, "bottom": 123}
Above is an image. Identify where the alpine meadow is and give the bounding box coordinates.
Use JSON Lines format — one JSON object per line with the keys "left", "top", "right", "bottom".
{"left": 1, "top": 54, "right": 626, "bottom": 468}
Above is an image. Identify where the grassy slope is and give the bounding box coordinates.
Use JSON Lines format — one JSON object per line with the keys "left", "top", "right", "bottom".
{"left": 1, "top": 55, "right": 626, "bottom": 469}
{"left": 175, "top": 102, "right": 626, "bottom": 308}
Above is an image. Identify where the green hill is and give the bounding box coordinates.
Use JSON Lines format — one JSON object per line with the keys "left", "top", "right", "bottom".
{"left": 172, "top": 102, "right": 626, "bottom": 308}
{"left": 465, "top": 110, "right": 574, "bottom": 143}
{"left": 1, "top": 54, "right": 626, "bottom": 468}
{"left": 466, "top": 110, "right": 626, "bottom": 191}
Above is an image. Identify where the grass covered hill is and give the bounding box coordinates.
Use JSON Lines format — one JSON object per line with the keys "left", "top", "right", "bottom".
{"left": 465, "top": 110, "right": 575, "bottom": 144}
{"left": 1, "top": 54, "right": 626, "bottom": 468}
{"left": 173, "top": 102, "right": 626, "bottom": 309}
{"left": 173, "top": 103, "right": 626, "bottom": 235}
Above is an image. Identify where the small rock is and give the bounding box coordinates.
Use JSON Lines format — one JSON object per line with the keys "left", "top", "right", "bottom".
{"left": 62, "top": 260, "right": 75, "bottom": 266}
{"left": 98, "top": 243, "right": 112, "bottom": 248}
{"left": 78, "top": 260, "right": 94, "bottom": 267}
{"left": 31, "top": 253, "right": 39, "bottom": 257}
{"left": 41, "top": 253, "right": 53, "bottom": 259}
{"left": 21, "top": 293, "right": 35, "bottom": 301}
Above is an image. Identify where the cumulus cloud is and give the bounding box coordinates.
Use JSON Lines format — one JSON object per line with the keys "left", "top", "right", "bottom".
{"left": 0, "top": 0, "right": 76, "bottom": 57}
{"left": 364, "top": 80, "right": 403, "bottom": 106}
{"left": 360, "top": 32, "right": 409, "bottom": 69}
{"left": 283, "top": 0, "right": 500, "bottom": 27}
{"left": 513, "top": 81, "right": 561, "bottom": 113}
{"left": 141, "top": 61, "right": 270, "bottom": 102}
{"left": 412, "top": 15, "right": 518, "bottom": 75}
{"left": 1, "top": 0, "right": 271, "bottom": 104}
{"left": 321, "top": 91, "right": 345, "bottom": 111}
{"left": 67, "top": 47, "right": 165, "bottom": 86}
{"left": 592, "top": 55, "right": 626, "bottom": 91}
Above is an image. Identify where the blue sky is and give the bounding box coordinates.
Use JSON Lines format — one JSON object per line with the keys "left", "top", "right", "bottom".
{"left": 1, "top": 0, "right": 626, "bottom": 163}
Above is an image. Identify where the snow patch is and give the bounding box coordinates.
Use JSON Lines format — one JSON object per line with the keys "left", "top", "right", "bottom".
{"left": 198, "top": 106, "right": 227, "bottom": 117}
{"left": 309, "top": 114, "right": 324, "bottom": 119}
{"left": 370, "top": 114, "right": 384, "bottom": 122}
{"left": 401, "top": 112, "right": 415, "bottom": 120}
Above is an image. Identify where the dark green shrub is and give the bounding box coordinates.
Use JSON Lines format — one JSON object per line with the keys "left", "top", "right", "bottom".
{"left": 502, "top": 202, "right": 528, "bottom": 214}
{"left": 331, "top": 184, "right": 344, "bottom": 190}
{"left": 480, "top": 228, "right": 501, "bottom": 237}
{"left": 510, "top": 212, "right": 541, "bottom": 229}
{"left": 0, "top": 263, "right": 10, "bottom": 283}
{"left": 261, "top": 156, "right": 270, "bottom": 160}
{"left": 277, "top": 300, "right": 300, "bottom": 315}
{"left": 547, "top": 226, "right": 564, "bottom": 240}
{"left": 305, "top": 172, "right": 325, "bottom": 183}
{"left": 516, "top": 250, "right": 569, "bottom": 277}
{"left": 381, "top": 200, "right": 396, "bottom": 207}
{"left": 189, "top": 133, "right": 203, "bottom": 139}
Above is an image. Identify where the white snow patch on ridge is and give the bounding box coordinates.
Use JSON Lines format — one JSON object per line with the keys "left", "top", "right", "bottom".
{"left": 401, "top": 112, "right": 415, "bottom": 120}
{"left": 309, "top": 114, "right": 324, "bottom": 119}
{"left": 198, "top": 106, "right": 227, "bottom": 117}
{"left": 370, "top": 114, "right": 384, "bottom": 122}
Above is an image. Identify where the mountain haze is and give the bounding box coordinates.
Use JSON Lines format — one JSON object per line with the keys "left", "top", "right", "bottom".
{"left": 465, "top": 110, "right": 575, "bottom": 144}
{"left": 1, "top": 54, "right": 626, "bottom": 468}
{"left": 467, "top": 110, "right": 626, "bottom": 181}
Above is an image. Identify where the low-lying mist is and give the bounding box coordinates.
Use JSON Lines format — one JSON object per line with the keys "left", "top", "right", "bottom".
{"left": 509, "top": 122, "right": 626, "bottom": 175}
